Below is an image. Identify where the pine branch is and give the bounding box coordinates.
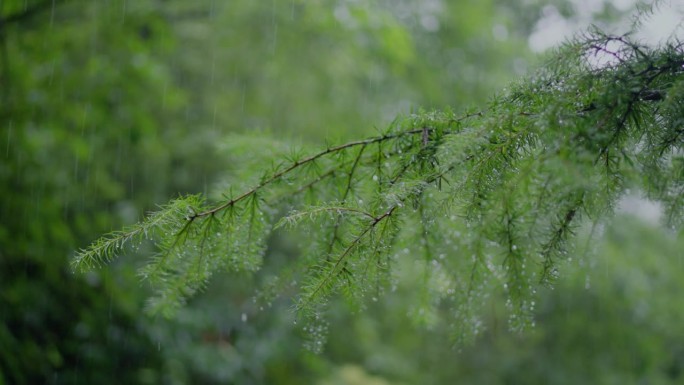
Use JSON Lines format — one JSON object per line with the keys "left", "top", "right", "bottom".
{"left": 324, "top": 144, "right": 367, "bottom": 259}
{"left": 73, "top": 31, "right": 684, "bottom": 332}
{"left": 298, "top": 205, "right": 398, "bottom": 311}
{"left": 276, "top": 205, "right": 376, "bottom": 229}
{"left": 72, "top": 195, "right": 204, "bottom": 270}
{"left": 189, "top": 129, "right": 430, "bottom": 219}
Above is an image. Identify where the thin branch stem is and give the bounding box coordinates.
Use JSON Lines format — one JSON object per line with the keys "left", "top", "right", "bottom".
{"left": 191, "top": 130, "right": 427, "bottom": 219}
{"left": 326, "top": 144, "right": 367, "bottom": 258}
{"left": 302, "top": 206, "right": 398, "bottom": 307}
{"left": 191, "top": 111, "right": 482, "bottom": 219}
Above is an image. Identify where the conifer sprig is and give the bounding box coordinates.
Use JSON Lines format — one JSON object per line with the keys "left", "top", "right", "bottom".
{"left": 74, "top": 31, "right": 683, "bottom": 338}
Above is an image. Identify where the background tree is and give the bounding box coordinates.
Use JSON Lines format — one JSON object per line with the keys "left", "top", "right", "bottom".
{"left": 0, "top": 1, "right": 189, "bottom": 383}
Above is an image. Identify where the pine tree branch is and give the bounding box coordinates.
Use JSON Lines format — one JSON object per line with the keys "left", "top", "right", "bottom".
{"left": 300, "top": 205, "right": 398, "bottom": 309}
{"left": 189, "top": 129, "right": 428, "bottom": 220}
{"left": 190, "top": 110, "right": 484, "bottom": 220}
{"left": 540, "top": 194, "right": 584, "bottom": 283}
{"left": 73, "top": 30, "right": 684, "bottom": 328}
{"left": 325, "top": 144, "right": 367, "bottom": 259}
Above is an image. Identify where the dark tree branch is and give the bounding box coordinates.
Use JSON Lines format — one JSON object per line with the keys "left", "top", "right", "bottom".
{"left": 0, "top": 0, "right": 62, "bottom": 33}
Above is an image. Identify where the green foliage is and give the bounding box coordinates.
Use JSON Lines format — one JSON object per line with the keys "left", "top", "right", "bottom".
{"left": 3, "top": 0, "right": 682, "bottom": 383}
{"left": 76, "top": 27, "right": 684, "bottom": 343}
{"left": 0, "top": 253, "right": 163, "bottom": 384}
{"left": 325, "top": 216, "right": 684, "bottom": 384}
{"left": 159, "top": 0, "right": 534, "bottom": 140}
{"left": 2, "top": 0, "right": 557, "bottom": 382}
{"left": 459, "top": 217, "right": 684, "bottom": 384}
{"left": 0, "top": 1, "right": 214, "bottom": 383}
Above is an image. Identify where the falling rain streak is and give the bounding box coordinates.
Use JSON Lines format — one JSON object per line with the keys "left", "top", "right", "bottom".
{"left": 6, "top": 120, "right": 11, "bottom": 157}
{"left": 2, "top": 1, "right": 683, "bottom": 384}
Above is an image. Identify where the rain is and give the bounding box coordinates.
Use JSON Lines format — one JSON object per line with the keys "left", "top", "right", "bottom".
{"left": 1, "top": 0, "right": 683, "bottom": 384}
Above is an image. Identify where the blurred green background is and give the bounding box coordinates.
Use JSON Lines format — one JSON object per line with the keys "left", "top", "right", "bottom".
{"left": 1, "top": 0, "right": 682, "bottom": 384}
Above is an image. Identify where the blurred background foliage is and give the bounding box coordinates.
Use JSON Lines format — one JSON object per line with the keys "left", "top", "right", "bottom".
{"left": 0, "top": 0, "right": 681, "bottom": 384}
